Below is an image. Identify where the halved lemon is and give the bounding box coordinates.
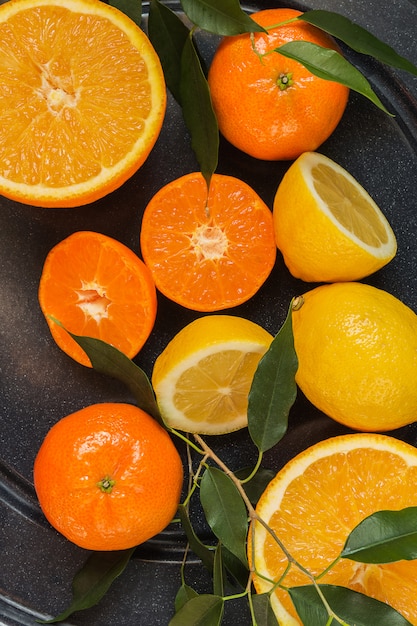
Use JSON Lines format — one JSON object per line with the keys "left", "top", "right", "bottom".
{"left": 273, "top": 151, "right": 397, "bottom": 282}
{"left": 151, "top": 315, "right": 273, "bottom": 434}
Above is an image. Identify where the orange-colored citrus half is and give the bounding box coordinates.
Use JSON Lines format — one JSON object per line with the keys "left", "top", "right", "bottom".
{"left": 208, "top": 8, "right": 349, "bottom": 161}
{"left": 38, "top": 230, "right": 157, "bottom": 367}
{"left": 140, "top": 172, "right": 276, "bottom": 312}
{"left": 34, "top": 403, "right": 184, "bottom": 551}
{"left": 0, "top": 0, "right": 166, "bottom": 207}
{"left": 250, "top": 433, "right": 417, "bottom": 625}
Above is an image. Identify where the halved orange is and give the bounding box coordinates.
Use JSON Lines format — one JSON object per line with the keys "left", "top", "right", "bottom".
{"left": 249, "top": 433, "right": 417, "bottom": 624}
{"left": 140, "top": 172, "right": 277, "bottom": 312}
{"left": 0, "top": 0, "right": 166, "bottom": 207}
{"left": 38, "top": 231, "right": 157, "bottom": 367}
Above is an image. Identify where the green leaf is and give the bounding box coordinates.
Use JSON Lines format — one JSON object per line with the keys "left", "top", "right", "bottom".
{"left": 180, "top": 0, "right": 264, "bottom": 36}
{"left": 288, "top": 584, "right": 413, "bottom": 626}
{"left": 342, "top": 506, "right": 417, "bottom": 563}
{"left": 213, "top": 543, "right": 225, "bottom": 597}
{"left": 169, "top": 594, "right": 224, "bottom": 626}
{"left": 248, "top": 301, "right": 298, "bottom": 453}
{"left": 178, "top": 504, "right": 215, "bottom": 572}
{"left": 299, "top": 10, "right": 417, "bottom": 77}
{"left": 109, "top": 0, "right": 142, "bottom": 26}
{"left": 276, "top": 41, "right": 392, "bottom": 115}
{"left": 200, "top": 466, "right": 248, "bottom": 567}
{"left": 148, "top": 0, "right": 190, "bottom": 103}
{"left": 175, "top": 583, "right": 199, "bottom": 612}
{"left": 220, "top": 545, "right": 249, "bottom": 589}
{"left": 235, "top": 466, "right": 275, "bottom": 505}
{"left": 59, "top": 324, "right": 162, "bottom": 424}
{"left": 180, "top": 32, "right": 219, "bottom": 188}
{"left": 38, "top": 549, "right": 135, "bottom": 623}
{"left": 251, "top": 593, "right": 279, "bottom": 626}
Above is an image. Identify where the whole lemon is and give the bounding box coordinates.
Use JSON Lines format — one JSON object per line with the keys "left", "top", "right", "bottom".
{"left": 291, "top": 282, "right": 417, "bottom": 431}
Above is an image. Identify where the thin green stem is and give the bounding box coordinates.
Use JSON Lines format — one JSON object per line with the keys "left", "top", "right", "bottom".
{"left": 240, "top": 451, "right": 263, "bottom": 484}
{"left": 169, "top": 427, "right": 206, "bottom": 455}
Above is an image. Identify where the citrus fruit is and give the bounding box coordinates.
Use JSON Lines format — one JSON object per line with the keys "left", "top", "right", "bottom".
{"left": 152, "top": 315, "right": 273, "bottom": 434}
{"left": 0, "top": 0, "right": 166, "bottom": 208}
{"left": 34, "top": 403, "right": 183, "bottom": 551}
{"left": 249, "top": 433, "right": 417, "bottom": 625}
{"left": 291, "top": 282, "right": 417, "bottom": 431}
{"left": 140, "top": 172, "right": 276, "bottom": 312}
{"left": 207, "top": 8, "right": 349, "bottom": 161}
{"left": 273, "top": 152, "right": 397, "bottom": 282}
{"left": 38, "top": 230, "right": 157, "bottom": 367}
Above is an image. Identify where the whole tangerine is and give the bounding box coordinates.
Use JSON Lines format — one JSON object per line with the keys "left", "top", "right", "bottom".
{"left": 208, "top": 8, "right": 349, "bottom": 161}
{"left": 33, "top": 403, "right": 183, "bottom": 551}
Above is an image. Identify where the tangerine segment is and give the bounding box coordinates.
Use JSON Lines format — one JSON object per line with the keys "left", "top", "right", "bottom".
{"left": 140, "top": 172, "right": 276, "bottom": 312}
{"left": 208, "top": 9, "right": 349, "bottom": 161}
{"left": 38, "top": 231, "right": 157, "bottom": 367}
{"left": 34, "top": 403, "right": 183, "bottom": 551}
{"left": 0, "top": 0, "right": 166, "bottom": 207}
{"left": 250, "top": 433, "right": 417, "bottom": 625}
{"left": 273, "top": 152, "right": 397, "bottom": 282}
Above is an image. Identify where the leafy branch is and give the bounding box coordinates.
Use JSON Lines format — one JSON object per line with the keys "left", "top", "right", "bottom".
{"left": 42, "top": 313, "right": 416, "bottom": 626}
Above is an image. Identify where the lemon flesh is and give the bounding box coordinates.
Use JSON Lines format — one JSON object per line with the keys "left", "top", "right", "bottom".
{"left": 152, "top": 315, "right": 273, "bottom": 434}
{"left": 273, "top": 151, "right": 397, "bottom": 282}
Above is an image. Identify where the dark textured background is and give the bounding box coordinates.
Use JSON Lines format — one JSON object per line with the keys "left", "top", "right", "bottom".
{"left": 1, "top": 0, "right": 417, "bottom": 624}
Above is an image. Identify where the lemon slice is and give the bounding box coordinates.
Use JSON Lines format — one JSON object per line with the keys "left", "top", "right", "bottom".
{"left": 152, "top": 315, "right": 273, "bottom": 434}
{"left": 273, "top": 151, "right": 397, "bottom": 282}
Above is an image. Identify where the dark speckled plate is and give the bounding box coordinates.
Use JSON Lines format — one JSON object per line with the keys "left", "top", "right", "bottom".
{"left": 1, "top": 1, "right": 417, "bottom": 624}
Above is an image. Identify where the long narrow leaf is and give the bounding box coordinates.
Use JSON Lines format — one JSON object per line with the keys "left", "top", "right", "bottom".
{"left": 39, "top": 549, "right": 135, "bottom": 623}
{"left": 148, "top": 0, "right": 190, "bottom": 102}
{"left": 180, "top": 32, "right": 219, "bottom": 188}
{"left": 342, "top": 506, "right": 417, "bottom": 563}
{"left": 276, "top": 41, "right": 392, "bottom": 115}
{"left": 248, "top": 302, "right": 298, "bottom": 453}
{"left": 299, "top": 10, "right": 417, "bottom": 77}
{"left": 289, "top": 584, "right": 413, "bottom": 626}
{"left": 180, "top": 0, "right": 264, "bottom": 35}
{"left": 63, "top": 329, "right": 162, "bottom": 424}
{"left": 200, "top": 467, "right": 248, "bottom": 567}
{"left": 178, "top": 504, "right": 215, "bottom": 572}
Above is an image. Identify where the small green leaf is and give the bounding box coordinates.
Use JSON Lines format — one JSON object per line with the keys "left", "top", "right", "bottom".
{"left": 235, "top": 466, "right": 275, "bottom": 505}
{"left": 276, "top": 41, "right": 392, "bottom": 115}
{"left": 248, "top": 302, "right": 298, "bottom": 453}
{"left": 299, "top": 10, "right": 417, "bottom": 77}
{"left": 251, "top": 593, "right": 279, "bottom": 626}
{"left": 38, "top": 549, "right": 135, "bottom": 623}
{"left": 178, "top": 504, "right": 215, "bottom": 572}
{"left": 342, "top": 506, "right": 417, "bottom": 563}
{"left": 200, "top": 467, "right": 248, "bottom": 567}
{"left": 288, "top": 584, "right": 413, "bottom": 626}
{"left": 109, "top": 0, "right": 142, "bottom": 26}
{"left": 213, "top": 543, "right": 225, "bottom": 597}
{"left": 175, "top": 584, "right": 199, "bottom": 613}
{"left": 180, "top": 0, "right": 264, "bottom": 35}
{"left": 180, "top": 32, "right": 219, "bottom": 188}
{"left": 58, "top": 324, "right": 162, "bottom": 424}
{"left": 148, "top": 0, "right": 190, "bottom": 102}
{"left": 169, "top": 594, "right": 224, "bottom": 626}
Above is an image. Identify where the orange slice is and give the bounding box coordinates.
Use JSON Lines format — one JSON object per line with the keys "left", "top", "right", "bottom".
{"left": 250, "top": 433, "right": 417, "bottom": 625}
{"left": 0, "top": 0, "right": 166, "bottom": 207}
